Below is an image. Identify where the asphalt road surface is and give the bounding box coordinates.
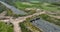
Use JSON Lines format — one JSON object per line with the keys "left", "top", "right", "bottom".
{"left": 32, "top": 18, "right": 60, "bottom": 32}
{"left": 0, "top": 1, "right": 27, "bottom": 15}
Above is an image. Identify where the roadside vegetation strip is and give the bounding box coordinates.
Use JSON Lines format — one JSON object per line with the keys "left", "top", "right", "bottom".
{"left": 0, "top": 2, "right": 13, "bottom": 15}
{"left": 39, "top": 14, "right": 60, "bottom": 26}
{"left": 0, "top": 21, "right": 13, "bottom": 32}
{"left": 0, "top": 2, "right": 16, "bottom": 16}
{"left": 19, "top": 21, "right": 42, "bottom": 32}
{"left": 25, "top": 21, "right": 42, "bottom": 32}
{"left": 19, "top": 22, "right": 32, "bottom": 32}
{"left": 0, "top": 2, "right": 14, "bottom": 16}
{"left": 0, "top": 3, "right": 8, "bottom": 13}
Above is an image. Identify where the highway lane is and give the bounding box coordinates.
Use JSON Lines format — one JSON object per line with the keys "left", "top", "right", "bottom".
{"left": 32, "top": 18, "right": 60, "bottom": 32}
{"left": 0, "top": 1, "right": 27, "bottom": 15}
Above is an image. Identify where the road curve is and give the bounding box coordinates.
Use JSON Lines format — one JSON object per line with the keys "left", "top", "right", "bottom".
{"left": 0, "top": 1, "right": 27, "bottom": 15}
{"left": 32, "top": 18, "right": 60, "bottom": 32}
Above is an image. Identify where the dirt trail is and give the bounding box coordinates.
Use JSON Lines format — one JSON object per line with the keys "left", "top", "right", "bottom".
{"left": 0, "top": 11, "right": 45, "bottom": 32}
{"left": 12, "top": 12, "right": 45, "bottom": 32}
{"left": 0, "top": 11, "right": 7, "bottom": 18}
{"left": 1, "top": 11, "right": 60, "bottom": 32}
{"left": 47, "top": 14, "right": 60, "bottom": 19}
{"left": 13, "top": 22, "right": 21, "bottom": 32}
{"left": 11, "top": 11, "right": 60, "bottom": 32}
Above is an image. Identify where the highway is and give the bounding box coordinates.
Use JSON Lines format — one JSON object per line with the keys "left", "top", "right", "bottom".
{"left": 0, "top": 1, "right": 27, "bottom": 15}
{"left": 32, "top": 18, "right": 60, "bottom": 32}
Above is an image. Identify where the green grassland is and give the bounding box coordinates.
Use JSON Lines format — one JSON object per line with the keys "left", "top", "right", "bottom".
{"left": 20, "top": 21, "right": 42, "bottom": 32}
{"left": 40, "top": 3, "right": 60, "bottom": 11}
{"left": 13, "top": 2, "right": 60, "bottom": 11}
{"left": 0, "top": 21, "right": 13, "bottom": 32}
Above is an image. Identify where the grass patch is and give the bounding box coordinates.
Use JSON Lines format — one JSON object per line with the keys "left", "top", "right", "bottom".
{"left": 40, "top": 3, "right": 60, "bottom": 12}
{"left": 19, "top": 22, "right": 32, "bottom": 32}
{"left": 19, "top": 21, "right": 42, "bottom": 32}
{"left": 13, "top": 2, "right": 60, "bottom": 14}
{"left": 14, "top": 2, "right": 34, "bottom": 10}
{"left": 0, "top": 21, "right": 13, "bottom": 32}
